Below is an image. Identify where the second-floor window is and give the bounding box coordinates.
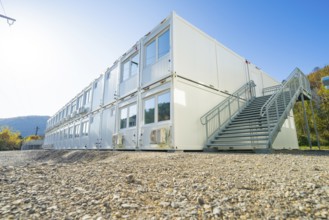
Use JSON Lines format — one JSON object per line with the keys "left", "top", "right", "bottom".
{"left": 121, "top": 53, "right": 139, "bottom": 82}
{"left": 145, "top": 29, "right": 170, "bottom": 66}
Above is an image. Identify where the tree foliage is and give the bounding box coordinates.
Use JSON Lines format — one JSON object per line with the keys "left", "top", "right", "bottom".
{"left": 0, "top": 127, "right": 22, "bottom": 151}
{"left": 293, "top": 65, "right": 329, "bottom": 146}
{"left": 24, "top": 135, "right": 42, "bottom": 143}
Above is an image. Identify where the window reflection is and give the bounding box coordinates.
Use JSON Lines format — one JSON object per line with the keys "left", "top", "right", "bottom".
{"left": 146, "top": 40, "right": 156, "bottom": 66}
{"left": 158, "top": 92, "right": 170, "bottom": 122}
{"left": 122, "top": 61, "right": 130, "bottom": 81}
{"left": 120, "top": 108, "right": 128, "bottom": 129}
{"left": 131, "top": 54, "right": 139, "bottom": 76}
{"left": 129, "top": 105, "right": 137, "bottom": 127}
{"left": 144, "top": 98, "right": 155, "bottom": 124}
{"left": 158, "top": 30, "right": 170, "bottom": 58}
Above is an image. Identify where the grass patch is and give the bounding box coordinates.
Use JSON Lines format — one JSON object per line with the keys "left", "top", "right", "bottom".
{"left": 299, "top": 145, "right": 329, "bottom": 150}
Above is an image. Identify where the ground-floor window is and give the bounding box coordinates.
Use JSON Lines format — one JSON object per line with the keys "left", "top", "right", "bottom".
{"left": 144, "top": 91, "right": 171, "bottom": 124}
{"left": 82, "top": 121, "right": 89, "bottom": 136}
{"left": 74, "top": 124, "right": 80, "bottom": 138}
{"left": 69, "top": 127, "right": 74, "bottom": 138}
{"left": 120, "top": 103, "right": 137, "bottom": 129}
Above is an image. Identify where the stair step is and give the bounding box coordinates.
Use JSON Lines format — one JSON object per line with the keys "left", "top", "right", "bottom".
{"left": 223, "top": 125, "right": 274, "bottom": 131}
{"left": 218, "top": 129, "right": 269, "bottom": 135}
{"left": 208, "top": 142, "right": 268, "bottom": 147}
{"left": 213, "top": 137, "right": 268, "bottom": 142}
{"left": 216, "top": 133, "right": 269, "bottom": 138}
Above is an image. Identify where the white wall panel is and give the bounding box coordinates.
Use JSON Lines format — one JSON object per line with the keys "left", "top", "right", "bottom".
{"left": 104, "top": 66, "right": 118, "bottom": 105}
{"left": 173, "top": 16, "right": 218, "bottom": 88}
{"left": 173, "top": 79, "right": 227, "bottom": 150}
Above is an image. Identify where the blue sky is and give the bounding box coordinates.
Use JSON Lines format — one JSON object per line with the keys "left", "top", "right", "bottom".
{"left": 0, "top": 0, "right": 328, "bottom": 118}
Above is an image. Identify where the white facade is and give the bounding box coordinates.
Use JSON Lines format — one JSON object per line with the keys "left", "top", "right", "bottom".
{"left": 44, "top": 12, "right": 299, "bottom": 150}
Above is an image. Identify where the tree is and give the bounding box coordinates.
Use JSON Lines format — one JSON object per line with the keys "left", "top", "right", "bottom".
{"left": 293, "top": 65, "right": 329, "bottom": 146}
{"left": 0, "top": 127, "right": 22, "bottom": 151}
{"left": 24, "top": 135, "right": 42, "bottom": 143}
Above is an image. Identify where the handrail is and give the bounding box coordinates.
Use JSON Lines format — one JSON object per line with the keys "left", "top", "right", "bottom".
{"left": 259, "top": 67, "right": 311, "bottom": 147}
{"left": 200, "top": 80, "right": 256, "bottom": 140}
{"left": 260, "top": 68, "right": 310, "bottom": 117}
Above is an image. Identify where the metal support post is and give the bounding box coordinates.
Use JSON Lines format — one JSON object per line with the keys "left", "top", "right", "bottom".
{"left": 301, "top": 94, "right": 312, "bottom": 149}
{"left": 309, "top": 100, "right": 320, "bottom": 149}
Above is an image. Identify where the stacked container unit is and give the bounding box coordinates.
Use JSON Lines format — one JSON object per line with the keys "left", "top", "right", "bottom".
{"left": 44, "top": 12, "right": 299, "bottom": 150}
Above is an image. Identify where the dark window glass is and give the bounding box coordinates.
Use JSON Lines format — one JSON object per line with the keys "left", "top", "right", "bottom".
{"left": 129, "top": 105, "right": 137, "bottom": 127}
{"left": 158, "top": 92, "right": 170, "bottom": 122}
{"left": 144, "top": 98, "right": 155, "bottom": 124}
{"left": 120, "top": 108, "right": 128, "bottom": 129}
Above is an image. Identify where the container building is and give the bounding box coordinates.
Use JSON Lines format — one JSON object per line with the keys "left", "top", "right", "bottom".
{"left": 44, "top": 12, "right": 311, "bottom": 151}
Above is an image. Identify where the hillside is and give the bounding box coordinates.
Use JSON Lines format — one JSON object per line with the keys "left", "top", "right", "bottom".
{"left": 0, "top": 116, "right": 50, "bottom": 137}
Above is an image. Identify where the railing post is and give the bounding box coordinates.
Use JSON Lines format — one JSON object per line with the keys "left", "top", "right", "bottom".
{"left": 310, "top": 100, "right": 320, "bottom": 149}
{"left": 217, "top": 107, "right": 221, "bottom": 131}
{"left": 206, "top": 119, "right": 209, "bottom": 139}
{"left": 228, "top": 99, "right": 231, "bottom": 118}
{"left": 275, "top": 100, "right": 279, "bottom": 120}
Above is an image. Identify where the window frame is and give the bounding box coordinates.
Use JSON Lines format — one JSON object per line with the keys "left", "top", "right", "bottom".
{"left": 144, "top": 28, "right": 170, "bottom": 67}
{"left": 143, "top": 90, "right": 171, "bottom": 125}
{"left": 120, "top": 52, "right": 139, "bottom": 83}
{"left": 119, "top": 103, "right": 137, "bottom": 130}
{"left": 82, "top": 121, "right": 89, "bottom": 136}
{"left": 74, "top": 124, "right": 80, "bottom": 138}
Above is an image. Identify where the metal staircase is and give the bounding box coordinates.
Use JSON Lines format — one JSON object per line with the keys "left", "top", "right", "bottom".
{"left": 201, "top": 68, "right": 312, "bottom": 150}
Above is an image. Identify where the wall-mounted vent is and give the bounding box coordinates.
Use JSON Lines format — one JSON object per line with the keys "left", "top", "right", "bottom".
{"left": 112, "top": 133, "right": 123, "bottom": 146}
{"left": 150, "top": 128, "right": 167, "bottom": 144}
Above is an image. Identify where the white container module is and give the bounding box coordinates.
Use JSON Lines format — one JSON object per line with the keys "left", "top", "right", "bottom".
{"left": 44, "top": 12, "right": 300, "bottom": 151}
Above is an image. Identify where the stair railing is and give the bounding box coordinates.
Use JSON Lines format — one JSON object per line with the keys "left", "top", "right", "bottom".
{"left": 201, "top": 81, "right": 256, "bottom": 140}
{"left": 260, "top": 68, "right": 311, "bottom": 147}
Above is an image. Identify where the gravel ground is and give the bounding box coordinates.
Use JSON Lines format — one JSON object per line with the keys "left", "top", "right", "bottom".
{"left": 0, "top": 150, "right": 328, "bottom": 219}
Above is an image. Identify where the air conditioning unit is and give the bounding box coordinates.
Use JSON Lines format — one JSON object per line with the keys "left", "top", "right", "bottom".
{"left": 150, "top": 128, "right": 167, "bottom": 144}
{"left": 112, "top": 133, "right": 123, "bottom": 147}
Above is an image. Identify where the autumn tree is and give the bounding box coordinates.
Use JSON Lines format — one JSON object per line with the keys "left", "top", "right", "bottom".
{"left": 0, "top": 127, "right": 22, "bottom": 151}
{"left": 293, "top": 65, "right": 329, "bottom": 146}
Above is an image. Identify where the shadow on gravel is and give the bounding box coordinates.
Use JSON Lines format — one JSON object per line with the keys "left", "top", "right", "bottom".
{"left": 31, "top": 149, "right": 329, "bottom": 164}
{"left": 34, "top": 150, "right": 121, "bottom": 164}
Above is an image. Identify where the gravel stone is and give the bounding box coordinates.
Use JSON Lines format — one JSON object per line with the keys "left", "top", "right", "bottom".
{"left": 0, "top": 150, "right": 328, "bottom": 219}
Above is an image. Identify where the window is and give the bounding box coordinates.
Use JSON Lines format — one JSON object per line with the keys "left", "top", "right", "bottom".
{"left": 122, "top": 61, "right": 130, "bottom": 81}
{"left": 145, "top": 29, "right": 170, "bottom": 66}
{"left": 82, "top": 121, "right": 89, "bottom": 136}
{"left": 158, "top": 30, "right": 170, "bottom": 58}
{"left": 144, "top": 98, "right": 155, "bottom": 124}
{"left": 120, "top": 104, "right": 137, "bottom": 129}
{"left": 128, "top": 105, "right": 137, "bottom": 127}
{"left": 77, "top": 95, "right": 83, "bottom": 109}
{"left": 64, "top": 128, "right": 68, "bottom": 139}
{"left": 158, "top": 92, "right": 170, "bottom": 121}
{"left": 131, "top": 54, "right": 139, "bottom": 76}
{"left": 120, "top": 108, "right": 128, "bottom": 129}
{"left": 144, "top": 91, "right": 171, "bottom": 124}
{"left": 84, "top": 89, "right": 91, "bottom": 105}
{"left": 69, "top": 127, "right": 73, "bottom": 138}
{"left": 121, "top": 53, "right": 139, "bottom": 82}
{"left": 146, "top": 40, "right": 156, "bottom": 66}
{"left": 71, "top": 101, "right": 77, "bottom": 113}
{"left": 74, "top": 125, "right": 80, "bottom": 138}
